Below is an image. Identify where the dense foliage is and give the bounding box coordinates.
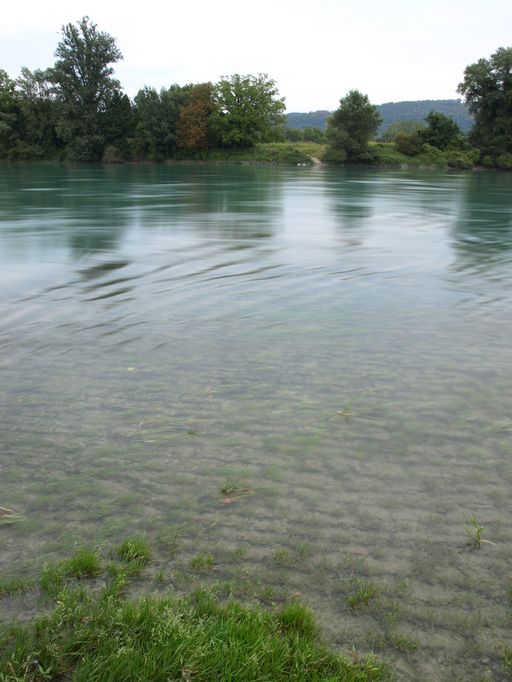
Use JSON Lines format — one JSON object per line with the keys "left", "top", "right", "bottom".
{"left": 458, "top": 47, "right": 512, "bottom": 168}
{"left": 0, "top": 19, "right": 286, "bottom": 162}
{"left": 0, "top": 21, "right": 510, "bottom": 168}
{"left": 324, "top": 90, "right": 381, "bottom": 162}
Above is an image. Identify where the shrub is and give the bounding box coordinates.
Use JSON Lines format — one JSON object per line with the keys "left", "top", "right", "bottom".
{"left": 496, "top": 153, "right": 512, "bottom": 170}
{"left": 394, "top": 132, "right": 424, "bottom": 156}
{"left": 446, "top": 152, "right": 475, "bottom": 169}
{"left": 323, "top": 145, "right": 348, "bottom": 163}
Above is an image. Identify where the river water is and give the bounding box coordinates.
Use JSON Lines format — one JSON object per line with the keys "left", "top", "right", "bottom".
{"left": 1, "top": 163, "right": 512, "bottom": 680}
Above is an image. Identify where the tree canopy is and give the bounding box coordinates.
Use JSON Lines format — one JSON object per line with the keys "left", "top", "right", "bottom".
{"left": 211, "top": 74, "right": 285, "bottom": 148}
{"left": 419, "top": 111, "right": 462, "bottom": 150}
{"left": 325, "top": 90, "right": 381, "bottom": 162}
{"left": 458, "top": 47, "right": 512, "bottom": 161}
{"left": 1, "top": 19, "right": 511, "bottom": 168}
{"left": 51, "top": 16, "right": 123, "bottom": 160}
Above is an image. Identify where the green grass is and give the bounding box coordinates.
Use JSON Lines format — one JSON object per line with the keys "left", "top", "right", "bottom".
{"left": 347, "top": 578, "right": 380, "bottom": 610}
{"left": 116, "top": 537, "right": 152, "bottom": 565}
{"left": 503, "top": 646, "right": 512, "bottom": 677}
{"left": 190, "top": 553, "right": 215, "bottom": 571}
{"left": 465, "top": 514, "right": 484, "bottom": 549}
{"left": 0, "top": 552, "right": 390, "bottom": 682}
{"left": 179, "top": 143, "right": 321, "bottom": 165}
{"left": 40, "top": 548, "right": 102, "bottom": 597}
{"left": 0, "top": 576, "right": 34, "bottom": 596}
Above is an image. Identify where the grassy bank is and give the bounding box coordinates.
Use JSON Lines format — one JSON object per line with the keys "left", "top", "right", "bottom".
{"left": 173, "top": 142, "right": 325, "bottom": 165}
{"left": 0, "top": 542, "right": 389, "bottom": 682}
{"left": 166, "top": 142, "right": 484, "bottom": 169}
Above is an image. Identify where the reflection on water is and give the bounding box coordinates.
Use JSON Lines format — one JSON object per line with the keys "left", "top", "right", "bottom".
{"left": 1, "top": 163, "right": 512, "bottom": 681}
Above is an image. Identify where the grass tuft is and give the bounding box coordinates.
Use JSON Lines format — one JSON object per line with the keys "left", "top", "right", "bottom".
{"left": 39, "top": 548, "right": 102, "bottom": 597}
{"left": 190, "top": 553, "right": 215, "bottom": 571}
{"left": 0, "top": 576, "right": 34, "bottom": 596}
{"left": 347, "top": 578, "right": 380, "bottom": 610}
{"left": 116, "top": 537, "right": 152, "bottom": 566}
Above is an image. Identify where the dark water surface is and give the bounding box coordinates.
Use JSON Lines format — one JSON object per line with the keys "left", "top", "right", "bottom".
{"left": 1, "top": 163, "right": 512, "bottom": 680}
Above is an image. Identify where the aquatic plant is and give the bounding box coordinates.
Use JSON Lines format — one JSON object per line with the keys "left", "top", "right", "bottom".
{"left": 218, "top": 480, "right": 253, "bottom": 504}
{"left": 465, "top": 515, "right": 484, "bottom": 549}
{"left": 347, "top": 578, "right": 380, "bottom": 610}
{"left": 116, "top": 537, "right": 152, "bottom": 565}
{"left": 39, "top": 548, "right": 102, "bottom": 598}
{"left": 190, "top": 553, "right": 215, "bottom": 571}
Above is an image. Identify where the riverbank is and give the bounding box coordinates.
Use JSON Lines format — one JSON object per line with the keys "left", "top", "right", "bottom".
{"left": 2, "top": 141, "right": 509, "bottom": 170}
{"left": 0, "top": 541, "right": 390, "bottom": 682}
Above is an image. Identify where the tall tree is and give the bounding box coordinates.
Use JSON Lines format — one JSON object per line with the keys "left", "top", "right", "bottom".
{"left": 176, "top": 83, "right": 217, "bottom": 151}
{"left": 419, "top": 111, "right": 463, "bottom": 150}
{"left": 51, "top": 16, "right": 123, "bottom": 160}
{"left": 15, "top": 67, "right": 59, "bottom": 158}
{"left": 133, "top": 85, "right": 191, "bottom": 160}
{"left": 457, "top": 47, "right": 512, "bottom": 160}
{"left": 211, "top": 74, "right": 285, "bottom": 148}
{"left": 325, "top": 90, "right": 381, "bottom": 162}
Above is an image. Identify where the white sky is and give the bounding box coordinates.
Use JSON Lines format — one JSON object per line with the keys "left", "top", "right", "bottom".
{"left": 2, "top": 0, "right": 511, "bottom": 112}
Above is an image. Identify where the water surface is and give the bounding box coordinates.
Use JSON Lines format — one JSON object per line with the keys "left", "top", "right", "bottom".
{"left": 1, "top": 163, "right": 512, "bottom": 681}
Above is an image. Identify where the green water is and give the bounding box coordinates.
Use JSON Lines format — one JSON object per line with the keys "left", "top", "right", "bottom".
{"left": 1, "top": 163, "right": 512, "bottom": 680}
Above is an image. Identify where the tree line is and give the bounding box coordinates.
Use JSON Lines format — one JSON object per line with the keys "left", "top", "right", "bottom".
{"left": 1, "top": 17, "right": 511, "bottom": 169}
{"left": 0, "top": 17, "right": 286, "bottom": 162}
{"left": 325, "top": 47, "right": 512, "bottom": 170}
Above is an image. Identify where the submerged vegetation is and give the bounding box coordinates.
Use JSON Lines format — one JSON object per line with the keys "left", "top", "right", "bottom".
{"left": 0, "top": 543, "right": 390, "bottom": 682}
{"left": 0, "top": 17, "right": 510, "bottom": 167}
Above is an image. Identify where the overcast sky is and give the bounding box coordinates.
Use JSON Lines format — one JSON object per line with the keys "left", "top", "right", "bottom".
{"left": 2, "top": 0, "right": 511, "bottom": 112}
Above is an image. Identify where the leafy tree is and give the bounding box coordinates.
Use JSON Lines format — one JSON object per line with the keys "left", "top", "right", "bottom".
{"left": 100, "top": 91, "right": 135, "bottom": 159}
{"left": 176, "top": 83, "right": 217, "bottom": 151}
{"left": 0, "top": 70, "right": 18, "bottom": 157}
{"left": 51, "top": 16, "right": 123, "bottom": 160}
{"left": 133, "top": 85, "right": 191, "bottom": 160}
{"left": 211, "top": 74, "right": 285, "bottom": 148}
{"left": 283, "top": 128, "right": 303, "bottom": 142}
{"left": 394, "top": 132, "right": 424, "bottom": 156}
{"left": 325, "top": 90, "right": 381, "bottom": 162}
{"left": 15, "top": 67, "right": 59, "bottom": 158}
{"left": 457, "top": 47, "right": 512, "bottom": 159}
{"left": 419, "top": 111, "right": 463, "bottom": 150}
{"left": 302, "top": 126, "right": 326, "bottom": 143}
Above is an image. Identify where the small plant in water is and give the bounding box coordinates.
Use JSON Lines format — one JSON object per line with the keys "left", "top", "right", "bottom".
{"left": 347, "top": 578, "right": 380, "bottom": 610}
{"left": 273, "top": 548, "right": 292, "bottom": 565}
{"left": 465, "top": 514, "right": 485, "bottom": 549}
{"left": 218, "top": 480, "right": 253, "bottom": 504}
{"left": 117, "top": 537, "right": 152, "bottom": 565}
{"left": 190, "top": 553, "right": 215, "bottom": 571}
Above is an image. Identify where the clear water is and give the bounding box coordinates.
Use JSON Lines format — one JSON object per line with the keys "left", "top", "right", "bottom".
{"left": 1, "top": 163, "right": 512, "bottom": 680}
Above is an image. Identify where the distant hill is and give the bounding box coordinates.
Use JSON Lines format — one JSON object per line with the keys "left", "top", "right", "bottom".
{"left": 286, "top": 100, "right": 473, "bottom": 134}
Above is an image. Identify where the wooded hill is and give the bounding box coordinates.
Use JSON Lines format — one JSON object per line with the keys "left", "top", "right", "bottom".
{"left": 286, "top": 99, "right": 473, "bottom": 134}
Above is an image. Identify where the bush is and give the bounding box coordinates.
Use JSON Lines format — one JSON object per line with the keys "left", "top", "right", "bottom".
{"left": 417, "top": 144, "right": 446, "bottom": 166}
{"left": 66, "top": 135, "right": 105, "bottom": 161}
{"left": 102, "top": 145, "right": 124, "bottom": 163}
{"left": 446, "top": 151, "right": 475, "bottom": 169}
{"left": 323, "top": 145, "right": 348, "bottom": 163}
{"left": 394, "top": 132, "right": 424, "bottom": 156}
{"left": 496, "top": 153, "right": 512, "bottom": 170}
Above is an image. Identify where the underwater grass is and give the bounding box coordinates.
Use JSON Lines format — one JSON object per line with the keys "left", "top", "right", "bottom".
{"left": 40, "top": 548, "right": 102, "bottom": 597}
{"left": 116, "top": 537, "right": 152, "bottom": 566}
{"left": 0, "top": 551, "right": 390, "bottom": 682}
{"left": 347, "top": 578, "right": 380, "bottom": 610}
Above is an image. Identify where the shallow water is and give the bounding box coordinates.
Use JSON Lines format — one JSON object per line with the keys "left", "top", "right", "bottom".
{"left": 1, "top": 163, "right": 512, "bottom": 680}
